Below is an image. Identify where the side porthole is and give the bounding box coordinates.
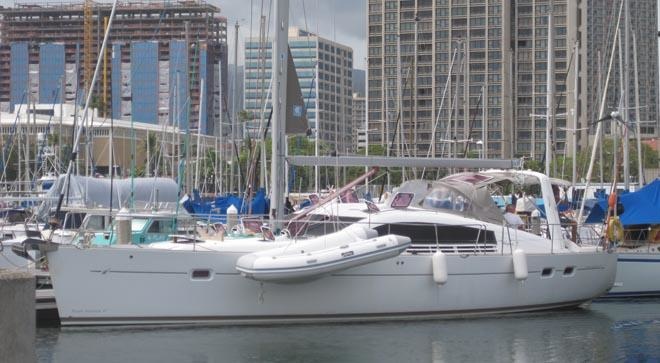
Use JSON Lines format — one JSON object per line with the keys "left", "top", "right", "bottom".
{"left": 191, "top": 269, "right": 213, "bottom": 281}
{"left": 563, "top": 266, "right": 575, "bottom": 276}
{"left": 541, "top": 267, "right": 554, "bottom": 278}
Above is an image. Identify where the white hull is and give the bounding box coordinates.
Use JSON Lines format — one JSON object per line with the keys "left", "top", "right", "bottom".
{"left": 48, "top": 245, "right": 617, "bottom": 326}
{"left": 607, "top": 251, "right": 660, "bottom": 297}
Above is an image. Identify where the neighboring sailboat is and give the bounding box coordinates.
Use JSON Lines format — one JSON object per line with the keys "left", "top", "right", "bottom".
{"left": 582, "top": 179, "right": 660, "bottom": 297}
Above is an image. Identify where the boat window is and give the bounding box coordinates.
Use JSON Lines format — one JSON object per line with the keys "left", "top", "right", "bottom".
{"left": 301, "top": 215, "right": 363, "bottom": 236}
{"left": 131, "top": 218, "right": 149, "bottom": 232}
{"left": 63, "top": 213, "right": 85, "bottom": 230}
{"left": 1, "top": 210, "right": 28, "bottom": 223}
{"left": 147, "top": 220, "right": 175, "bottom": 234}
{"left": 374, "top": 223, "right": 496, "bottom": 244}
{"left": 422, "top": 187, "right": 470, "bottom": 212}
{"left": 84, "top": 215, "right": 106, "bottom": 230}
{"left": 191, "top": 269, "right": 212, "bottom": 280}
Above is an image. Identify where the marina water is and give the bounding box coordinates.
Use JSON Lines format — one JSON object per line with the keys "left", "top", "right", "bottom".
{"left": 36, "top": 299, "right": 660, "bottom": 362}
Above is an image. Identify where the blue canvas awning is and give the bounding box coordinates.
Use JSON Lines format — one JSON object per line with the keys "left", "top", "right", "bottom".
{"left": 585, "top": 179, "right": 660, "bottom": 226}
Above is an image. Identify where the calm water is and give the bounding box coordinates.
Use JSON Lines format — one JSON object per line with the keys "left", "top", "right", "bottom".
{"left": 36, "top": 299, "right": 660, "bottom": 363}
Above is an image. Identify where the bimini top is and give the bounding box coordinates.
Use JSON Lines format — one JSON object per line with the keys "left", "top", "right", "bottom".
{"left": 421, "top": 175, "right": 504, "bottom": 225}
{"left": 415, "top": 170, "right": 566, "bottom": 228}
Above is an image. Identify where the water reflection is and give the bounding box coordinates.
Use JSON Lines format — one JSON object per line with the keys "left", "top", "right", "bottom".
{"left": 37, "top": 300, "right": 660, "bottom": 363}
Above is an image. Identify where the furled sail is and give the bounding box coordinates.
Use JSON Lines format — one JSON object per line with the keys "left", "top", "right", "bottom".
{"left": 285, "top": 46, "right": 309, "bottom": 135}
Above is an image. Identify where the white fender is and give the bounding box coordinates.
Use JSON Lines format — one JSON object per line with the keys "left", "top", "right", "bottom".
{"left": 512, "top": 249, "right": 528, "bottom": 281}
{"left": 431, "top": 250, "right": 448, "bottom": 285}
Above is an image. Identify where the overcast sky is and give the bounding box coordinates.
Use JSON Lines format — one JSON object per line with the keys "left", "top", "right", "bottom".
{"left": 213, "top": 0, "right": 367, "bottom": 69}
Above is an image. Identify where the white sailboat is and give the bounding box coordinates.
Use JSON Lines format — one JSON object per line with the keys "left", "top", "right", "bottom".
{"left": 26, "top": 0, "right": 618, "bottom": 326}
{"left": 33, "top": 168, "right": 618, "bottom": 326}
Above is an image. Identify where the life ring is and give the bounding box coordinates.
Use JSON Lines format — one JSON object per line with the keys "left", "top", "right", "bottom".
{"left": 607, "top": 216, "right": 624, "bottom": 242}
{"left": 649, "top": 226, "right": 660, "bottom": 244}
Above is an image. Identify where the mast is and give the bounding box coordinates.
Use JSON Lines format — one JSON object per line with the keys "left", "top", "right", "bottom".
{"left": 259, "top": 15, "right": 267, "bottom": 190}
{"left": 622, "top": 0, "right": 630, "bottom": 189}
{"left": 545, "top": 12, "right": 555, "bottom": 176}
{"left": 385, "top": 80, "right": 390, "bottom": 190}
{"left": 230, "top": 21, "right": 239, "bottom": 194}
{"left": 632, "top": 32, "right": 644, "bottom": 186}
{"left": 194, "top": 78, "right": 205, "bottom": 191}
{"left": 616, "top": 30, "right": 624, "bottom": 184}
{"left": 59, "top": 75, "right": 64, "bottom": 166}
{"left": 314, "top": 38, "right": 320, "bottom": 193}
{"left": 597, "top": 50, "right": 604, "bottom": 186}
{"left": 577, "top": 2, "right": 624, "bottom": 224}
{"left": 185, "top": 22, "right": 193, "bottom": 195}
{"left": 270, "top": 0, "right": 289, "bottom": 228}
{"left": 572, "top": 40, "right": 579, "bottom": 186}
{"left": 146, "top": 130, "right": 150, "bottom": 177}
{"left": 218, "top": 58, "right": 224, "bottom": 194}
{"left": 482, "top": 85, "right": 487, "bottom": 159}
{"left": 396, "top": 29, "right": 404, "bottom": 178}
{"left": 51, "top": 0, "right": 119, "bottom": 231}
{"left": 412, "top": 8, "right": 419, "bottom": 176}
{"left": 429, "top": 48, "right": 457, "bottom": 159}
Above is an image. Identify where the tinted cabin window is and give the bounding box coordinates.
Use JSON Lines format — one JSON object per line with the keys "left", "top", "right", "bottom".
{"left": 148, "top": 220, "right": 161, "bottom": 233}
{"left": 85, "top": 215, "right": 106, "bottom": 230}
{"left": 374, "top": 223, "right": 495, "bottom": 244}
{"left": 64, "top": 213, "right": 84, "bottom": 229}
{"left": 148, "top": 220, "right": 175, "bottom": 234}
{"left": 6, "top": 210, "right": 27, "bottom": 223}
{"left": 301, "top": 216, "right": 362, "bottom": 237}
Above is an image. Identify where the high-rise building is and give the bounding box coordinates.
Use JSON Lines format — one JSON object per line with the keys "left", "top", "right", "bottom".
{"left": 243, "top": 27, "right": 354, "bottom": 154}
{"left": 0, "top": 2, "right": 228, "bottom": 135}
{"left": 577, "top": 0, "right": 658, "bottom": 140}
{"left": 368, "top": 0, "right": 513, "bottom": 159}
{"left": 367, "top": 0, "right": 658, "bottom": 162}
{"left": 352, "top": 93, "right": 367, "bottom": 150}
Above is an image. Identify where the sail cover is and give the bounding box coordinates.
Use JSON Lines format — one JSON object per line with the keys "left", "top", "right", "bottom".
{"left": 586, "top": 178, "right": 660, "bottom": 226}
{"left": 285, "top": 46, "right": 309, "bottom": 134}
{"left": 36, "top": 175, "right": 179, "bottom": 220}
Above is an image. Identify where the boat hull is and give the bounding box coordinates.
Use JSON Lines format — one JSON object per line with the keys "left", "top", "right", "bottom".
{"left": 47, "top": 245, "right": 617, "bottom": 326}
{"left": 606, "top": 252, "right": 660, "bottom": 297}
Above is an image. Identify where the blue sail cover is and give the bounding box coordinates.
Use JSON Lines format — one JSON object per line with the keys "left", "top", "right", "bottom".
{"left": 184, "top": 188, "right": 270, "bottom": 222}
{"left": 585, "top": 179, "right": 660, "bottom": 226}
